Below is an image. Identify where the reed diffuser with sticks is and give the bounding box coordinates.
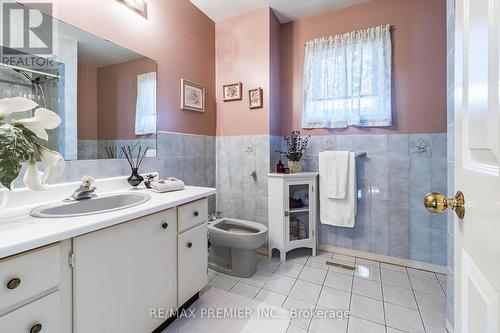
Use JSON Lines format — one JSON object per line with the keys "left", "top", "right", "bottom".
{"left": 121, "top": 145, "right": 149, "bottom": 187}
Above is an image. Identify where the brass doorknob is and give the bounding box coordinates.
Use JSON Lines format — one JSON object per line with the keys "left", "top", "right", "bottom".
{"left": 424, "top": 191, "right": 465, "bottom": 219}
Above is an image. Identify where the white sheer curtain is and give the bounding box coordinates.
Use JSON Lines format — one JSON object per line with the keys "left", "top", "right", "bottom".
{"left": 135, "top": 72, "right": 157, "bottom": 135}
{"left": 302, "top": 25, "right": 392, "bottom": 129}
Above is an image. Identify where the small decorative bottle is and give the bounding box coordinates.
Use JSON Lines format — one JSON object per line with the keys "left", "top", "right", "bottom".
{"left": 277, "top": 160, "right": 285, "bottom": 173}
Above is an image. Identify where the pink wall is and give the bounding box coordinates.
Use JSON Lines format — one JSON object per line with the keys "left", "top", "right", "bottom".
{"left": 97, "top": 58, "right": 156, "bottom": 140}
{"left": 280, "top": 0, "right": 447, "bottom": 135}
{"left": 269, "top": 10, "right": 281, "bottom": 136}
{"left": 215, "top": 8, "right": 271, "bottom": 136}
{"left": 77, "top": 63, "right": 98, "bottom": 140}
{"left": 34, "top": 0, "right": 216, "bottom": 136}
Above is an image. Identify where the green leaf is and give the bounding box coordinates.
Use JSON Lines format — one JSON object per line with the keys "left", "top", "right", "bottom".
{"left": 0, "top": 123, "right": 36, "bottom": 189}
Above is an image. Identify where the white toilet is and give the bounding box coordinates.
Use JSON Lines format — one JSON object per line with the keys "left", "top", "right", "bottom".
{"left": 208, "top": 218, "right": 268, "bottom": 278}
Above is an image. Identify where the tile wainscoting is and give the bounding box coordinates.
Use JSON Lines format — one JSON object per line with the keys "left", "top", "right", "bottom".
{"left": 216, "top": 133, "right": 447, "bottom": 268}
{"left": 299, "top": 133, "right": 448, "bottom": 267}
{"left": 77, "top": 138, "right": 156, "bottom": 160}
{"left": 215, "top": 135, "right": 275, "bottom": 227}
{"left": 13, "top": 132, "right": 216, "bottom": 213}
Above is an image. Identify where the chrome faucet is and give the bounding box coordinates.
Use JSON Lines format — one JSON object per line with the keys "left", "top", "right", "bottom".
{"left": 66, "top": 176, "right": 97, "bottom": 202}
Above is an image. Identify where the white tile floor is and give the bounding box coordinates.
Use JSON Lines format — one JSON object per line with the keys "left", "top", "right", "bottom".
{"left": 208, "top": 249, "right": 448, "bottom": 333}
{"left": 162, "top": 287, "right": 290, "bottom": 333}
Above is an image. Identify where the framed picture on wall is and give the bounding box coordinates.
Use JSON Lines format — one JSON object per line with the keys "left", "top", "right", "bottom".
{"left": 248, "top": 88, "right": 263, "bottom": 109}
{"left": 181, "top": 79, "right": 205, "bottom": 112}
{"left": 223, "top": 82, "right": 242, "bottom": 101}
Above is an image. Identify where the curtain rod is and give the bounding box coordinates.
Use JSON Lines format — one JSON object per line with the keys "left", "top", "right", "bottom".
{"left": 0, "top": 63, "right": 60, "bottom": 79}
{"left": 304, "top": 24, "right": 394, "bottom": 46}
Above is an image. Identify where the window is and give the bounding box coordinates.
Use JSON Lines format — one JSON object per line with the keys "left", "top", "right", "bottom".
{"left": 302, "top": 25, "right": 392, "bottom": 129}
{"left": 135, "top": 72, "right": 157, "bottom": 135}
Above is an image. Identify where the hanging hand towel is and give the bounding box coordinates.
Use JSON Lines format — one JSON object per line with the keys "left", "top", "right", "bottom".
{"left": 319, "top": 151, "right": 350, "bottom": 199}
{"left": 319, "top": 151, "right": 357, "bottom": 227}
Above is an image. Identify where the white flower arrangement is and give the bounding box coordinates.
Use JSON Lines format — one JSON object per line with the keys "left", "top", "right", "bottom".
{"left": 0, "top": 97, "right": 65, "bottom": 191}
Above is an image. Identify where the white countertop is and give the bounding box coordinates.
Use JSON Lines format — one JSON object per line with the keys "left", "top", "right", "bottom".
{"left": 0, "top": 186, "right": 215, "bottom": 259}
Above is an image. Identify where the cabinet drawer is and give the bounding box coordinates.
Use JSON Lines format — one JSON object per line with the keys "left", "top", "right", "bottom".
{"left": 0, "top": 290, "right": 61, "bottom": 333}
{"left": 178, "top": 198, "right": 208, "bottom": 233}
{"left": 178, "top": 223, "right": 208, "bottom": 306}
{"left": 0, "top": 243, "right": 61, "bottom": 312}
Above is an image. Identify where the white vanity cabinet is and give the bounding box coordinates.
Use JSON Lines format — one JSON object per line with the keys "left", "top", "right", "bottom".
{"left": 72, "top": 208, "right": 178, "bottom": 333}
{"left": 0, "top": 241, "right": 72, "bottom": 333}
{"left": 268, "top": 172, "right": 319, "bottom": 261}
{"left": 0, "top": 192, "right": 211, "bottom": 333}
{"left": 72, "top": 197, "right": 209, "bottom": 333}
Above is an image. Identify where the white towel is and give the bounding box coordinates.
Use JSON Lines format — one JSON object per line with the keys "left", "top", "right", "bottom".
{"left": 151, "top": 178, "right": 185, "bottom": 193}
{"left": 320, "top": 151, "right": 350, "bottom": 199}
{"left": 319, "top": 151, "right": 357, "bottom": 228}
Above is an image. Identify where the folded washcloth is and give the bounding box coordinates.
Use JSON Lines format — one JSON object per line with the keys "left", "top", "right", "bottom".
{"left": 151, "top": 177, "right": 185, "bottom": 193}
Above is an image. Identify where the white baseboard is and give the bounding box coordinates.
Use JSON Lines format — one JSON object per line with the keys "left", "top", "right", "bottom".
{"left": 258, "top": 245, "right": 448, "bottom": 274}
{"left": 318, "top": 244, "right": 448, "bottom": 274}
{"left": 446, "top": 320, "right": 454, "bottom": 333}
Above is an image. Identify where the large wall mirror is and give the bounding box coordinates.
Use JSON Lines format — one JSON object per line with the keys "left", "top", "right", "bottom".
{"left": 0, "top": 4, "right": 157, "bottom": 160}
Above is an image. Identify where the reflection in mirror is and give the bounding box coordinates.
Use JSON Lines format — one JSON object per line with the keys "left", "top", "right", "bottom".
{"left": 0, "top": 46, "right": 63, "bottom": 154}
{"left": 0, "top": 4, "right": 157, "bottom": 160}
{"left": 77, "top": 53, "right": 157, "bottom": 160}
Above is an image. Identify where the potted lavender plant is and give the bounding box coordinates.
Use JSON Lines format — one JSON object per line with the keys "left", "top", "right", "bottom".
{"left": 278, "top": 131, "right": 310, "bottom": 173}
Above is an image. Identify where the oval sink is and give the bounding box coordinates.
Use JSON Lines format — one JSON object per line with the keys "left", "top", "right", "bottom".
{"left": 30, "top": 192, "right": 151, "bottom": 218}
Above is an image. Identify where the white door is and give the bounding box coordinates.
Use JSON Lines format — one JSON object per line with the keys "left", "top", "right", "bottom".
{"left": 454, "top": 0, "right": 500, "bottom": 331}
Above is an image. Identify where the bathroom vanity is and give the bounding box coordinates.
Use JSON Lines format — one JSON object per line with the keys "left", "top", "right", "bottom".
{"left": 0, "top": 178, "right": 215, "bottom": 333}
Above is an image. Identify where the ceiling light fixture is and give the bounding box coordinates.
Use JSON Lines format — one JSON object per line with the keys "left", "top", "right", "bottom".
{"left": 118, "top": 0, "right": 146, "bottom": 13}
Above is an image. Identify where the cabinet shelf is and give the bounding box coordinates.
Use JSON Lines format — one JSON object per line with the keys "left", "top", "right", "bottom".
{"left": 290, "top": 208, "right": 310, "bottom": 213}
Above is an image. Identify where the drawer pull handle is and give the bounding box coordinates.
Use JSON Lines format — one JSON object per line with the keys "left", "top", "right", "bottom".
{"left": 187, "top": 242, "right": 193, "bottom": 248}
{"left": 30, "top": 324, "right": 42, "bottom": 333}
{"left": 162, "top": 222, "right": 168, "bottom": 229}
{"left": 193, "top": 211, "right": 199, "bottom": 217}
{"left": 7, "top": 278, "right": 21, "bottom": 290}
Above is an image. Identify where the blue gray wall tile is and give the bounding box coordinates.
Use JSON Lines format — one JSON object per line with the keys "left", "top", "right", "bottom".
{"left": 216, "top": 135, "right": 271, "bottom": 226}
{"left": 297, "top": 133, "right": 447, "bottom": 267}
{"left": 14, "top": 132, "right": 214, "bottom": 215}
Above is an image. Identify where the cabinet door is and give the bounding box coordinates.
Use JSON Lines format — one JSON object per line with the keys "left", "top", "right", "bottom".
{"left": 177, "top": 223, "right": 207, "bottom": 306}
{"left": 73, "top": 209, "right": 177, "bottom": 333}
{"left": 286, "top": 181, "right": 314, "bottom": 247}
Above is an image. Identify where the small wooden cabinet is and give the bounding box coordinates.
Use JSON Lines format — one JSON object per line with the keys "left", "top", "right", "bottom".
{"left": 268, "top": 172, "right": 319, "bottom": 261}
